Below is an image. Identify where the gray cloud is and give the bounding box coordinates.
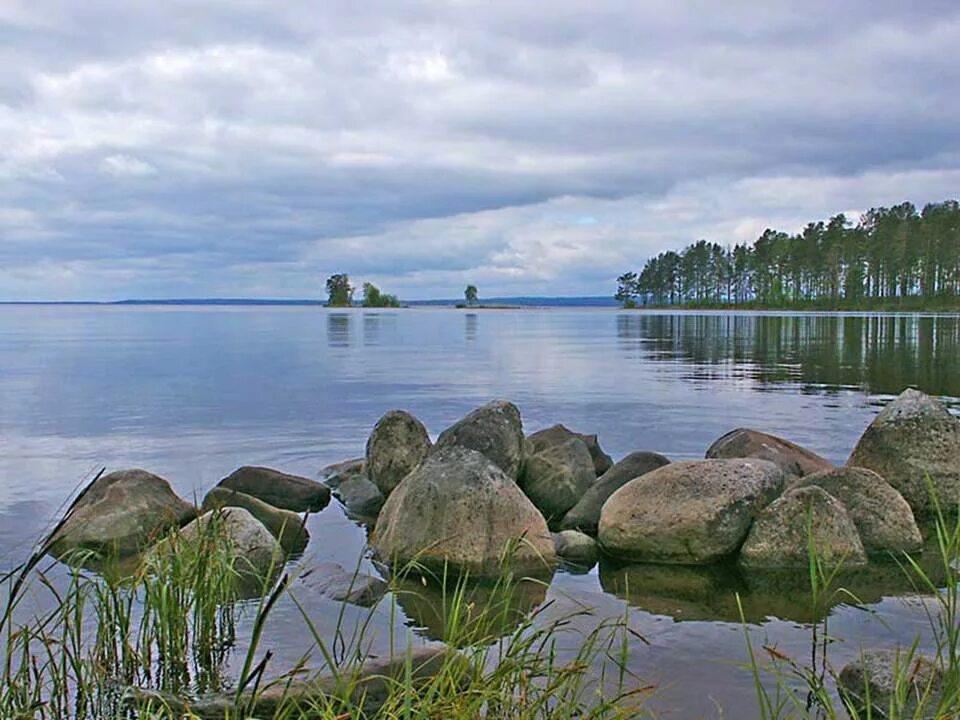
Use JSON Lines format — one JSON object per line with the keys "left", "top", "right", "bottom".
{"left": 0, "top": 1, "right": 958, "bottom": 300}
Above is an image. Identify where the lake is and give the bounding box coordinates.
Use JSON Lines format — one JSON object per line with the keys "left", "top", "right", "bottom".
{"left": 1, "top": 305, "right": 958, "bottom": 717}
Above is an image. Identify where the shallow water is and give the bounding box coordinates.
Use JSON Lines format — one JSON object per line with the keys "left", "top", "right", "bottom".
{"left": 1, "top": 305, "right": 958, "bottom": 718}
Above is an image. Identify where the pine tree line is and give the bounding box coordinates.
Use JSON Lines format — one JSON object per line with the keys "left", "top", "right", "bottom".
{"left": 616, "top": 200, "right": 960, "bottom": 309}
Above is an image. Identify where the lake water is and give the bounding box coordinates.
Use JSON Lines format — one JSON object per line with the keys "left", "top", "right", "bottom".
{"left": 1, "top": 306, "right": 959, "bottom": 717}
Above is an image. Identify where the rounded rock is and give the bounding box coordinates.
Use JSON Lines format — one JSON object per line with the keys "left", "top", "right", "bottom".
{"left": 365, "top": 410, "right": 432, "bottom": 496}
{"left": 434, "top": 400, "right": 525, "bottom": 480}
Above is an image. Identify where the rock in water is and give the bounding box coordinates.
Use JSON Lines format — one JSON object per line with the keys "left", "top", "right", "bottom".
{"left": 526, "top": 424, "right": 613, "bottom": 476}
{"left": 838, "top": 649, "right": 945, "bottom": 719}
{"left": 156, "top": 507, "right": 284, "bottom": 591}
{"left": 319, "top": 458, "right": 366, "bottom": 488}
{"left": 847, "top": 388, "right": 960, "bottom": 515}
{"left": 794, "top": 466, "right": 922, "bottom": 554}
{"left": 561, "top": 451, "right": 671, "bottom": 534}
{"left": 739, "top": 486, "right": 867, "bottom": 569}
{"left": 217, "top": 466, "right": 330, "bottom": 513}
{"left": 46, "top": 469, "right": 196, "bottom": 561}
{"left": 520, "top": 438, "right": 596, "bottom": 522}
{"left": 201, "top": 487, "right": 309, "bottom": 555}
{"left": 598, "top": 459, "right": 784, "bottom": 564}
{"left": 552, "top": 530, "right": 598, "bottom": 567}
{"left": 706, "top": 428, "right": 832, "bottom": 478}
{"left": 370, "top": 446, "right": 555, "bottom": 577}
{"left": 365, "top": 410, "right": 432, "bottom": 496}
{"left": 320, "top": 458, "right": 385, "bottom": 520}
{"left": 299, "top": 562, "right": 388, "bottom": 607}
{"left": 434, "top": 400, "right": 525, "bottom": 480}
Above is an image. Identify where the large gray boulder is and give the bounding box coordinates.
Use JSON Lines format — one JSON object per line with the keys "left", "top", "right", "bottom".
{"left": 299, "top": 562, "right": 388, "bottom": 607}
{"left": 434, "top": 401, "right": 525, "bottom": 480}
{"left": 739, "top": 486, "right": 867, "bottom": 569}
{"left": 838, "top": 649, "right": 946, "bottom": 719}
{"left": 598, "top": 459, "right": 785, "bottom": 564}
{"left": 560, "top": 451, "right": 671, "bottom": 534}
{"left": 365, "top": 410, "right": 432, "bottom": 496}
{"left": 706, "top": 428, "right": 832, "bottom": 478}
{"left": 46, "top": 469, "right": 196, "bottom": 561}
{"left": 201, "top": 487, "right": 308, "bottom": 555}
{"left": 794, "top": 466, "right": 922, "bottom": 555}
{"left": 217, "top": 466, "right": 330, "bottom": 513}
{"left": 848, "top": 388, "right": 960, "bottom": 515}
{"left": 552, "top": 530, "right": 598, "bottom": 568}
{"left": 526, "top": 424, "right": 613, "bottom": 476}
{"left": 320, "top": 458, "right": 385, "bottom": 520}
{"left": 519, "top": 438, "right": 595, "bottom": 522}
{"left": 370, "top": 446, "right": 555, "bottom": 577}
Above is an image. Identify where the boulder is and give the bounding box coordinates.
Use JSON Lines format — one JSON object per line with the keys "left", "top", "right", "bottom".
{"left": 370, "top": 446, "right": 555, "bottom": 577}
{"left": 201, "top": 487, "right": 308, "bottom": 555}
{"left": 434, "top": 401, "right": 525, "bottom": 480}
{"left": 526, "top": 424, "right": 613, "bottom": 476}
{"left": 46, "top": 469, "right": 196, "bottom": 561}
{"left": 519, "top": 438, "right": 595, "bottom": 522}
{"left": 706, "top": 428, "right": 832, "bottom": 478}
{"left": 794, "top": 467, "right": 922, "bottom": 555}
{"left": 299, "top": 562, "right": 388, "bottom": 607}
{"left": 838, "top": 649, "right": 946, "bottom": 719}
{"left": 739, "top": 486, "right": 867, "bottom": 569}
{"left": 153, "top": 507, "right": 284, "bottom": 593}
{"left": 217, "top": 466, "right": 330, "bottom": 513}
{"left": 598, "top": 459, "right": 784, "bottom": 564}
{"left": 552, "top": 530, "right": 598, "bottom": 568}
{"left": 560, "top": 451, "right": 671, "bottom": 534}
{"left": 847, "top": 388, "right": 960, "bottom": 515}
{"left": 128, "top": 645, "right": 458, "bottom": 719}
{"left": 320, "top": 458, "right": 385, "bottom": 520}
{"left": 365, "top": 410, "right": 432, "bottom": 496}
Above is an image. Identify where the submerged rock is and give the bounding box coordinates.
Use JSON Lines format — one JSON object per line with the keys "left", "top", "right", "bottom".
{"left": 552, "top": 530, "right": 598, "bottom": 568}
{"left": 217, "top": 466, "right": 330, "bottom": 513}
{"left": 838, "top": 649, "right": 946, "bottom": 719}
{"left": 299, "top": 562, "right": 388, "bottom": 607}
{"left": 598, "top": 459, "right": 784, "bottom": 564}
{"left": 526, "top": 424, "right": 613, "bottom": 476}
{"left": 794, "top": 466, "right": 922, "bottom": 555}
{"left": 320, "top": 458, "right": 385, "bottom": 520}
{"left": 560, "top": 451, "right": 671, "bottom": 534}
{"left": 201, "top": 487, "right": 308, "bottom": 555}
{"left": 434, "top": 400, "right": 525, "bottom": 480}
{"left": 127, "top": 645, "right": 458, "bottom": 719}
{"left": 706, "top": 428, "right": 832, "bottom": 478}
{"left": 739, "top": 486, "right": 867, "bottom": 569}
{"left": 519, "top": 437, "right": 596, "bottom": 522}
{"left": 848, "top": 388, "right": 960, "bottom": 515}
{"left": 365, "top": 410, "right": 432, "bottom": 496}
{"left": 46, "top": 469, "right": 196, "bottom": 561}
{"left": 370, "top": 446, "right": 555, "bottom": 577}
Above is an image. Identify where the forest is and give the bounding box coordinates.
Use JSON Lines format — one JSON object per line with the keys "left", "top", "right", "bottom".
{"left": 616, "top": 200, "right": 960, "bottom": 309}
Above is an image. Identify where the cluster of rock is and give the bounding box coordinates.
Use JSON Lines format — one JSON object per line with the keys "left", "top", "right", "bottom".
{"left": 46, "top": 387, "right": 960, "bottom": 591}
{"left": 320, "top": 388, "right": 958, "bottom": 578}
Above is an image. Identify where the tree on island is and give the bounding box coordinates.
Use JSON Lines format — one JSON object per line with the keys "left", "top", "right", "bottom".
{"left": 464, "top": 284, "right": 479, "bottom": 306}
{"left": 362, "top": 282, "right": 401, "bottom": 308}
{"left": 325, "top": 273, "right": 354, "bottom": 307}
{"left": 614, "top": 272, "right": 639, "bottom": 308}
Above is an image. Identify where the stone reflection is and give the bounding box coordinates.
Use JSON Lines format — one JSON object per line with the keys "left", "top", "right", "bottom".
{"left": 391, "top": 572, "right": 550, "bottom": 646}
{"left": 326, "top": 313, "right": 351, "bottom": 348}
{"left": 616, "top": 313, "right": 960, "bottom": 399}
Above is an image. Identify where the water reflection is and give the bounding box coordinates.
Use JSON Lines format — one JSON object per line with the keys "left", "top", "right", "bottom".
{"left": 464, "top": 313, "right": 478, "bottom": 343}
{"left": 363, "top": 312, "right": 380, "bottom": 347}
{"left": 616, "top": 313, "right": 960, "bottom": 399}
{"left": 326, "top": 312, "right": 351, "bottom": 347}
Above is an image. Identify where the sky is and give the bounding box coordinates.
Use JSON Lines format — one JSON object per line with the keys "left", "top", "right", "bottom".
{"left": 1, "top": 1, "right": 959, "bottom": 301}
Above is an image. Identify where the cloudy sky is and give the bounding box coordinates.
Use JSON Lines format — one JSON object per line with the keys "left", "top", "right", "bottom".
{"left": 2, "top": 1, "right": 958, "bottom": 300}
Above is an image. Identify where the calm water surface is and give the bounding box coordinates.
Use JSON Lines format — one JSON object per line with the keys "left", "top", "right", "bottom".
{"left": 1, "top": 306, "right": 959, "bottom": 718}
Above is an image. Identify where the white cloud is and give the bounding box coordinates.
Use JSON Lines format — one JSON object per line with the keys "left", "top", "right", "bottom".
{"left": 99, "top": 154, "right": 157, "bottom": 177}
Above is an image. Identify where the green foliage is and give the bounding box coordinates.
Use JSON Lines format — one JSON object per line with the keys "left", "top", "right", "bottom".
{"left": 361, "top": 282, "right": 401, "bottom": 308}
{"left": 464, "top": 285, "right": 478, "bottom": 306}
{"left": 620, "top": 199, "right": 960, "bottom": 309}
{"left": 325, "top": 273, "right": 354, "bottom": 307}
